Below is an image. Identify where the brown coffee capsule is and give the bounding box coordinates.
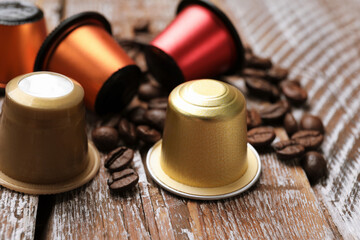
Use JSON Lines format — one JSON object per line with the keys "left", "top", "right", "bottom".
{"left": 0, "top": 72, "right": 100, "bottom": 194}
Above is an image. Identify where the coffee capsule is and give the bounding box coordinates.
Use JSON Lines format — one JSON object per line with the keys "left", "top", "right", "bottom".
{"left": 0, "top": 72, "right": 100, "bottom": 194}
{"left": 145, "top": 0, "right": 245, "bottom": 90}
{"left": 34, "top": 12, "right": 142, "bottom": 114}
{"left": 146, "top": 79, "right": 261, "bottom": 200}
{"left": 0, "top": 1, "right": 47, "bottom": 88}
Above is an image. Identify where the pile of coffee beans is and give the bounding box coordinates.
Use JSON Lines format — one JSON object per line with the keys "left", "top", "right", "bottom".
{"left": 92, "top": 88, "right": 168, "bottom": 191}
{"left": 239, "top": 47, "right": 326, "bottom": 184}
{"left": 91, "top": 52, "right": 169, "bottom": 192}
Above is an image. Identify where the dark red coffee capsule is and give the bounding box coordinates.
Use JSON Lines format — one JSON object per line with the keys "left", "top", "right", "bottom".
{"left": 34, "top": 12, "right": 142, "bottom": 114}
{"left": 145, "top": 0, "right": 245, "bottom": 90}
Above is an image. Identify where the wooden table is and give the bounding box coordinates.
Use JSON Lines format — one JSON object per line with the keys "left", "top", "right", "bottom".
{"left": 1, "top": 0, "right": 360, "bottom": 239}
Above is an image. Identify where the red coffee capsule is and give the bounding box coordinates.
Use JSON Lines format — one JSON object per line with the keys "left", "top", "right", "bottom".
{"left": 34, "top": 12, "right": 141, "bottom": 114}
{"left": 0, "top": 1, "right": 47, "bottom": 88}
{"left": 145, "top": 0, "right": 245, "bottom": 90}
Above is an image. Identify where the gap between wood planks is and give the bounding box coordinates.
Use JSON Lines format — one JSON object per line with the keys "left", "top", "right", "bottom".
{"left": 34, "top": 195, "right": 55, "bottom": 239}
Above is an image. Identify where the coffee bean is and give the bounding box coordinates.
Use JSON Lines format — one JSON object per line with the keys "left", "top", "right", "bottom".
{"left": 108, "top": 168, "right": 139, "bottom": 191}
{"left": 300, "top": 114, "right": 324, "bottom": 133}
{"left": 284, "top": 113, "right": 298, "bottom": 136}
{"left": 96, "top": 114, "right": 122, "bottom": 128}
{"left": 301, "top": 151, "right": 326, "bottom": 184}
{"left": 266, "top": 66, "right": 288, "bottom": 83}
{"left": 291, "top": 130, "right": 323, "bottom": 150}
{"left": 272, "top": 140, "right": 305, "bottom": 160}
{"left": 247, "top": 109, "right": 262, "bottom": 129}
{"left": 92, "top": 126, "right": 118, "bottom": 152}
{"left": 247, "top": 127, "right": 275, "bottom": 148}
{"left": 148, "top": 97, "right": 168, "bottom": 109}
{"left": 118, "top": 118, "right": 137, "bottom": 145}
{"left": 280, "top": 81, "right": 307, "bottom": 105}
{"left": 127, "top": 106, "right": 148, "bottom": 125}
{"left": 144, "top": 109, "right": 166, "bottom": 130}
{"left": 288, "top": 79, "right": 301, "bottom": 86}
{"left": 245, "top": 77, "right": 280, "bottom": 99}
{"left": 259, "top": 100, "right": 289, "bottom": 122}
{"left": 245, "top": 54, "right": 272, "bottom": 69}
{"left": 133, "top": 19, "right": 150, "bottom": 33}
{"left": 136, "top": 125, "right": 161, "bottom": 144}
{"left": 244, "top": 46, "right": 253, "bottom": 54}
{"left": 242, "top": 68, "right": 267, "bottom": 78}
{"left": 138, "top": 82, "right": 165, "bottom": 101}
{"left": 104, "top": 146, "right": 134, "bottom": 172}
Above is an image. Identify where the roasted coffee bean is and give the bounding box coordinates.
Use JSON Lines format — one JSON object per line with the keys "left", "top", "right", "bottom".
{"left": 136, "top": 125, "right": 161, "bottom": 144}
{"left": 291, "top": 130, "right": 323, "bottom": 150}
{"left": 288, "top": 79, "right": 301, "bottom": 86}
{"left": 127, "top": 106, "right": 148, "bottom": 125}
{"left": 92, "top": 126, "right": 118, "bottom": 152}
{"left": 148, "top": 97, "right": 168, "bottom": 109}
{"left": 280, "top": 81, "right": 307, "bottom": 105}
{"left": 118, "top": 118, "right": 137, "bottom": 145}
{"left": 247, "top": 127, "right": 275, "bottom": 148}
{"left": 144, "top": 109, "right": 166, "bottom": 130}
{"left": 242, "top": 68, "right": 267, "bottom": 78}
{"left": 259, "top": 100, "right": 289, "bottom": 122}
{"left": 244, "top": 46, "right": 253, "bottom": 54}
{"left": 138, "top": 82, "right": 165, "bottom": 101}
{"left": 96, "top": 114, "right": 121, "bottom": 128}
{"left": 284, "top": 113, "right": 298, "bottom": 136}
{"left": 107, "top": 168, "right": 139, "bottom": 191}
{"left": 247, "top": 109, "right": 262, "bottom": 129}
{"left": 133, "top": 19, "right": 150, "bottom": 33}
{"left": 273, "top": 140, "right": 305, "bottom": 160}
{"left": 266, "top": 66, "right": 288, "bottom": 83}
{"left": 245, "top": 77, "right": 280, "bottom": 99}
{"left": 300, "top": 114, "right": 324, "bottom": 133}
{"left": 104, "top": 146, "right": 134, "bottom": 172}
{"left": 245, "top": 54, "right": 272, "bottom": 69}
{"left": 301, "top": 151, "right": 326, "bottom": 184}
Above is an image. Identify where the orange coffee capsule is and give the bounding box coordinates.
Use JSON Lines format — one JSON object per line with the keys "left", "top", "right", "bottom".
{"left": 34, "top": 12, "right": 142, "bottom": 114}
{"left": 0, "top": 1, "right": 47, "bottom": 88}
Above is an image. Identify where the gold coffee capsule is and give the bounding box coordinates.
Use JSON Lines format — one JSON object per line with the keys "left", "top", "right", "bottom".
{"left": 147, "top": 79, "right": 261, "bottom": 200}
{"left": 0, "top": 72, "right": 100, "bottom": 194}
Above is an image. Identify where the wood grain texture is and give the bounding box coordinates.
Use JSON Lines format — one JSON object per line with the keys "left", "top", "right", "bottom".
{"left": 223, "top": 0, "right": 360, "bottom": 238}
{"left": 0, "top": 186, "right": 38, "bottom": 240}
{"left": 34, "top": 0, "right": 343, "bottom": 239}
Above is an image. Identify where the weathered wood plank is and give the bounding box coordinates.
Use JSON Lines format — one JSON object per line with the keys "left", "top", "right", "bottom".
{"left": 224, "top": 0, "right": 360, "bottom": 238}
{"left": 0, "top": 189, "right": 38, "bottom": 240}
